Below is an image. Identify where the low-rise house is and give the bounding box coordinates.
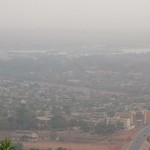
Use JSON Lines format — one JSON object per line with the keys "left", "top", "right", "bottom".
{"left": 12, "top": 131, "right": 38, "bottom": 142}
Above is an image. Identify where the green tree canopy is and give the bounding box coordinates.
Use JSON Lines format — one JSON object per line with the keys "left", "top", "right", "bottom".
{"left": 49, "top": 115, "right": 69, "bottom": 130}
{"left": 0, "top": 138, "right": 16, "bottom": 150}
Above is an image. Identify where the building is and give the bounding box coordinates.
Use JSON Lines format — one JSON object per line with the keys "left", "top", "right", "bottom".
{"left": 115, "top": 112, "right": 135, "bottom": 125}
{"left": 106, "top": 117, "right": 131, "bottom": 129}
{"left": 12, "top": 131, "right": 38, "bottom": 142}
{"left": 144, "top": 111, "right": 150, "bottom": 125}
{"left": 106, "top": 117, "right": 119, "bottom": 125}
{"left": 135, "top": 110, "right": 146, "bottom": 126}
{"left": 122, "top": 118, "right": 131, "bottom": 128}
{"left": 37, "top": 116, "right": 51, "bottom": 129}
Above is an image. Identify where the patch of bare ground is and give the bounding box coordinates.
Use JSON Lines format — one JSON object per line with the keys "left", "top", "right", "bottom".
{"left": 23, "top": 142, "right": 122, "bottom": 150}
{"left": 23, "top": 129, "right": 138, "bottom": 150}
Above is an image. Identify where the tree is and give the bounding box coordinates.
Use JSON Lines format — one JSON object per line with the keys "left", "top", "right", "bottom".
{"left": 95, "top": 122, "right": 116, "bottom": 134}
{"left": 107, "top": 111, "right": 115, "bottom": 117}
{"left": 16, "top": 104, "right": 37, "bottom": 129}
{"left": 49, "top": 115, "right": 69, "bottom": 130}
{"left": 0, "top": 138, "right": 16, "bottom": 150}
{"left": 116, "top": 121, "right": 124, "bottom": 130}
{"left": 29, "top": 148, "right": 39, "bottom": 150}
{"left": 14, "top": 142, "right": 23, "bottom": 150}
{"left": 56, "top": 147, "right": 67, "bottom": 150}
{"left": 78, "top": 120, "right": 92, "bottom": 132}
{"left": 63, "top": 105, "right": 71, "bottom": 114}
{"left": 69, "top": 118, "right": 78, "bottom": 127}
{"left": 0, "top": 118, "right": 9, "bottom": 130}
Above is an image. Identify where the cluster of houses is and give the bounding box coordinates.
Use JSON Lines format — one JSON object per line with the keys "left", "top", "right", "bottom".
{"left": 106, "top": 110, "right": 150, "bottom": 129}
{"left": 0, "top": 131, "right": 38, "bottom": 142}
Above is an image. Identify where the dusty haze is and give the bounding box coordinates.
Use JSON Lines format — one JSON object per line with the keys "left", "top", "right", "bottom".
{"left": 0, "top": 0, "right": 150, "bottom": 31}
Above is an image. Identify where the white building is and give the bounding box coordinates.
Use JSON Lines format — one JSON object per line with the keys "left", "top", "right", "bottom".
{"left": 106, "top": 117, "right": 131, "bottom": 129}
{"left": 122, "top": 118, "right": 131, "bottom": 128}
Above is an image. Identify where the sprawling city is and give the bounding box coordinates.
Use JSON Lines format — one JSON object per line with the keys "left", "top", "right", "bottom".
{"left": 0, "top": 48, "right": 150, "bottom": 149}
{"left": 1, "top": 0, "right": 150, "bottom": 150}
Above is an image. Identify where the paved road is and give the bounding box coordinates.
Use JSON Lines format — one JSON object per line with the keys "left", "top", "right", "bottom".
{"left": 127, "top": 126, "right": 150, "bottom": 150}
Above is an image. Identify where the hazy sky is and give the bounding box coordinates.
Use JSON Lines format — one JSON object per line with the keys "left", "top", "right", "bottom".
{"left": 0, "top": 0, "right": 150, "bottom": 31}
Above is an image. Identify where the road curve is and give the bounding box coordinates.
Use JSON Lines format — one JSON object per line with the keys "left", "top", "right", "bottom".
{"left": 127, "top": 126, "right": 150, "bottom": 150}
